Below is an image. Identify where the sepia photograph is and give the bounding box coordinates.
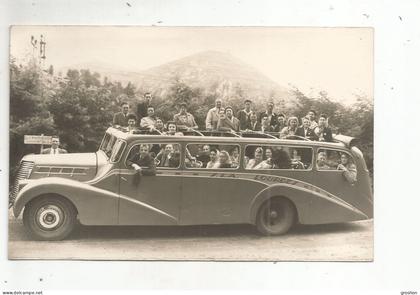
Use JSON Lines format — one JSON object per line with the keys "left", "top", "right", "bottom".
{"left": 8, "top": 26, "right": 373, "bottom": 261}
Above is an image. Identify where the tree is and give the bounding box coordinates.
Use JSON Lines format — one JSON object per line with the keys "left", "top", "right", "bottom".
{"left": 9, "top": 57, "right": 55, "bottom": 182}
{"left": 48, "top": 64, "right": 54, "bottom": 75}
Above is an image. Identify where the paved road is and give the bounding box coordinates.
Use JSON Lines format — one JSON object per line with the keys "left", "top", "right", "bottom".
{"left": 8, "top": 210, "right": 373, "bottom": 261}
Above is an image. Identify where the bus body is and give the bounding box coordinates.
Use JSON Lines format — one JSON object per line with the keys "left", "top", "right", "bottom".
{"left": 10, "top": 127, "right": 373, "bottom": 240}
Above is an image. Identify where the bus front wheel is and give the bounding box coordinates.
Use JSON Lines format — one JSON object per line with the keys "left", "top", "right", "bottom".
{"left": 256, "top": 198, "right": 296, "bottom": 235}
{"left": 23, "top": 195, "right": 77, "bottom": 241}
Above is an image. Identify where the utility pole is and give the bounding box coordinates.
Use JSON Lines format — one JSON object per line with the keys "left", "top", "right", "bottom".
{"left": 40, "top": 34, "right": 46, "bottom": 68}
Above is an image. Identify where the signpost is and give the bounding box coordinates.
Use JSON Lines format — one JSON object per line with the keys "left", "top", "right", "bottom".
{"left": 24, "top": 134, "right": 52, "bottom": 153}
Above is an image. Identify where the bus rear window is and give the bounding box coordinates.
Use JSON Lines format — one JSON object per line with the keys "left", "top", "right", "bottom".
{"left": 245, "top": 145, "right": 313, "bottom": 170}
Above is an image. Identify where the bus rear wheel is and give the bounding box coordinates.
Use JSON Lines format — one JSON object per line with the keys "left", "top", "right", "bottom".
{"left": 256, "top": 198, "right": 296, "bottom": 235}
{"left": 23, "top": 195, "right": 77, "bottom": 241}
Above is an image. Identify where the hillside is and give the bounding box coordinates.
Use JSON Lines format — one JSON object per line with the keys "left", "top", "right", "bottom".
{"left": 61, "top": 51, "right": 295, "bottom": 108}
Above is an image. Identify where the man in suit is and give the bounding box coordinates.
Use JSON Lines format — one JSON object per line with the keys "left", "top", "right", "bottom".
{"left": 314, "top": 114, "right": 333, "bottom": 142}
{"left": 245, "top": 111, "right": 261, "bottom": 131}
{"left": 127, "top": 144, "right": 156, "bottom": 185}
{"left": 296, "top": 116, "right": 318, "bottom": 140}
{"left": 237, "top": 99, "right": 253, "bottom": 131}
{"left": 258, "top": 101, "right": 278, "bottom": 129}
{"left": 136, "top": 92, "right": 153, "bottom": 124}
{"left": 42, "top": 136, "right": 68, "bottom": 154}
{"left": 155, "top": 144, "right": 180, "bottom": 168}
{"left": 217, "top": 106, "right": 240, "bottom": 132}
{"left": 260, "top": 114, "right": 275, "bottom": 133}
{"left": 113, "top": 102, "right": 131, "bottom": 127}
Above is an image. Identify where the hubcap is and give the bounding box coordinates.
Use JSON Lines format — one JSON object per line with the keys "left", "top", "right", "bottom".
{"left": 36, "top": 205, "right": 63, "bottom": 230}
{"left": 265, "top": 204, "right": 284, "bottom": 227}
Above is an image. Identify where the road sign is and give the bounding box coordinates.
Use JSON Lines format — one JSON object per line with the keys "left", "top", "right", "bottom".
{"left": 24, "top": 135, "right": 52, "bottom": 145}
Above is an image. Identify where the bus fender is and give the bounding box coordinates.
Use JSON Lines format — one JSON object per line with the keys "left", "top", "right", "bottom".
{"left": 13, "top": 177, "right": 118, "bottom": 225}
{"left": 249, "top": 184, "right": 368, "bottom": 225}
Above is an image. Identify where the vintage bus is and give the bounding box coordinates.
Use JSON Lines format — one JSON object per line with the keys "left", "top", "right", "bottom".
{"left": 10, "top": 127, "right": 373, "bottom": 240}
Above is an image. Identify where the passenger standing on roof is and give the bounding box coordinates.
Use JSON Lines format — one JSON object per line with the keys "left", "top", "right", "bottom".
{"left": 259, "top": 100, "right": 278, "bottom": 129}
{"left": 296, "top": 116, "right": 318, "bottom": 140}
{"left": 307, "top": 109, "right": 318, "bottom": 129}
{"left": 164, "top": 121, "right": 178, "bottom": 135}
{"left": 113, "top": 102, "right": 131, "bottom": 127}
{"left": 260, "top": 114, "right": 275, "bottom": 133}
{"left": 245, "top": 111, "right": 261, "bottom": 131}
{"left": 274, "top": 114, "right": 286, "bottom": 132}
{"left": 140, "top": 106, "right": 157, "bottom": 132}
{"left": 206, "top": 98, "right": 223, "bottom": 130}
{"left": 136, "top": 92, "right": 153, "bottom": 124}
{"left": 154, "top": 117, "right": 165, "bottom": 134}
{"left": 173, "top": 101, "right": 198, "bottom": 130}
{"left": 126, "top": 114, "right": 138, "bottom": 133}
{"left": 217, "top": 106, "right": 240, "bottom": 132}
{"left": 314, "top": 114, "right": 333, "bottom": 142}
{"left": 279, "top": 116, "right": 299, "bottom": 138}
{"left": 237, "top": 99, "right": 253, "bottom": 131}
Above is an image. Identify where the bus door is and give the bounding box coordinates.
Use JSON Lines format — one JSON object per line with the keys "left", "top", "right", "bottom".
{"left": 118, "top": 142, "right": 183, "bottom": 225}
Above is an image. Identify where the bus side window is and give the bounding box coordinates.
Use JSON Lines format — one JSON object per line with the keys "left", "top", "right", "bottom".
{"left": 126, "top": 143, "right": 181, "bottom": 169}
{"left": 185, "top": 144, "right": 240, "bottom": 169}
{"left": 245, "top": 145, "right": 312, "bottom": 170}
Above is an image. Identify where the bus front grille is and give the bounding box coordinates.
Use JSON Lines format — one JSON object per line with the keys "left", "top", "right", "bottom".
{"left": 9, "top": 161, "right": 34, "bottom": 207}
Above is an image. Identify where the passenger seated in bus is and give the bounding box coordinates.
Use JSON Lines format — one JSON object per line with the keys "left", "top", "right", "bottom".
{"left": 254, "top": 147, "right": 274, "bottom": 169}
{"left": 196, "top": 144, "right": 211, "bottom": 167}
{"left": 127, "top": 144, "right": 156, "bottom": 185}
{"left": 271, "top": 149, "right": 292, "bottom": 169}
{"left": 230, "top": 146, "right": 240, "bottom": 168}
{"left": 214, "top": 150, "right": 232, "bottom": 168}
{"left": 280, "top": 116, "right": 299, "bottom": 138}
{"left": 246, "top": 147, "right": 264, "bottom": 169}
{"left": 316, "top": 151, "right": 331, "bottom": 170}
{"left": 206, "top": 149, "right": 219, "bottom": 168}
{"left": 337, "top": 153, "right": 357, "bottom": 184}
{"left": 155, "top": 144, "right": 180, "bottom": 168}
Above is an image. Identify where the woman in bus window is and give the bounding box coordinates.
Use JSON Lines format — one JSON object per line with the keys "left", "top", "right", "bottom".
{"left": 215, "top": 150, "right": 232, "bottom": 168}
{"left": 280, "top": 116, "right": 299, "bottom": 138}
{"left": 206, "top": 149, "right": 219, "bottom": 169}
{"left": 337, "top": 153, "right": 357, "bottom": 183}
{"left": 246, "top": 147, "right": 264, "bottom": 169}
{"left": 254, "top": 147, "right": 274, "bottom": 169}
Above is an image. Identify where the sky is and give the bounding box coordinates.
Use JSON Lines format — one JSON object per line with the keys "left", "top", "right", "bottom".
{"left": 10, "top": 26, "right": 373, "bottom": 104}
